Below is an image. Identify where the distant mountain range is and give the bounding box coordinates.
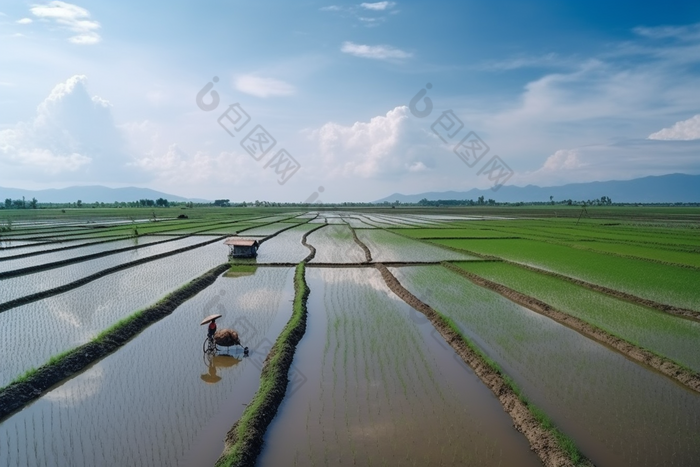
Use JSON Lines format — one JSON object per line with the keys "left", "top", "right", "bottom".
{"left": 0, "top": 185, "right": 209, "bottom": 204}
{"left": 375, "top": 173, "right": 700, "bottom": 204}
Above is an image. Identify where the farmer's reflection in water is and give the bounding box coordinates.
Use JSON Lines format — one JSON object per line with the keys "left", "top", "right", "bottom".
{"left": 201, "top": 354, "right": 241, "bottom": 384}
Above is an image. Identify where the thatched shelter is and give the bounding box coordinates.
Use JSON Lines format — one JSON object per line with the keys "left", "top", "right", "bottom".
{"left": 224, "top": 238, "right": 260, "bottom": 258}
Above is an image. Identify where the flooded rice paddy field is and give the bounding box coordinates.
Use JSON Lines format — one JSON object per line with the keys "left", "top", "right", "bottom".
{"left": 0, "top": 268, "right": 294, "bottom": 467}
{"left": 245, "top": 223, "right": 317, "bottom": 264}
{"left": 0, "top": 242, "right": 227, "bottom": 387}
{"left": 357, "top": 229, "right": 479, "bottom": 262}
{"left": 259, "top": 268, "right": 540, "bottom": 467}
{"left": 2, "top": 209, "right": 699, "bottom": 467}
{"left": 0, "top": 235, "right": 176, "bottom": 273}
{"left": 307, "top": 225, "right": 366, "bottom": 263}
{"left": 457, "top": 261, "right": 700, "bottom": 372}
{"left": 0, "top": 236, "right": 218, "bottom": 304}
{"left": 391, "top": 265, "right": 700, "bottom": 467}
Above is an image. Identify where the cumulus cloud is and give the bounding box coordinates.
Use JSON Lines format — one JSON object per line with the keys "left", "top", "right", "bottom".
{"left": 0, "top": 75, "right": 141, "bottom": 182}
{"left": 341, "top": 41, "right": 411, "bottom": 60}
{"left": 16, "top": 18, "right": 33, "bottom": 24}
{"left": 309, "top": 106, "right": 434, "bottom": 179}
{"left": 648, "top": 114, "right": 700, "bottom": 140}
{"left": 30, "top": 1, "right": 101, "bottom": 45}
{"left": 234, "top": 75, "right": 295, "bottom": 98}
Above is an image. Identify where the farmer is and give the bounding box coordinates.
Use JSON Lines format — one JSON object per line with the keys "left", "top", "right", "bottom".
{"left": 208, "top": 318, "right": 218, "bottom": 339}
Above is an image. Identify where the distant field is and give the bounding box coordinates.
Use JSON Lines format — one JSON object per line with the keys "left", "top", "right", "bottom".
{"left": 1, "top": 206, "right": 698, "bottom": 467}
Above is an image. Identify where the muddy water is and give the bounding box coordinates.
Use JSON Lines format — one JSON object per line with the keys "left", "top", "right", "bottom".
{"left": 0, "top": 235, "right": 218, "bottom": 304}
{"left": 0, "top": 267, "right": 295, "bottom": 467}
{"left": 392, "top": 265, "right": 700, "bottom": 467}
{"left": 0, "top": 242, "right": 227, "bottom": 387}
{"left": 258, "top": 268, "right": 540, "bottom": 467}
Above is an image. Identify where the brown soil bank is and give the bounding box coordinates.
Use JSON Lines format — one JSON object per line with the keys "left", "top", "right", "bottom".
{"left": 0, "top": 235, "right": 227, "bottom": 314}
{"left": 375, "top": 263, "right": 592, "bottom": 467}
{"left": 348, "top": 224, "right": 372, "bottom": 262}
{"left": 0, "top": 263, "right": 230, "bottom": 422}
{"left": 215, "top": 262, "right": 309, "bottom": 467}
{"left": 430, "top": 240, "right": 700, "bottom": 322}
{"left": 301, "top": 221, "right": 326, "bottom": 262}
{"left": 442, "top": 263, "right": 700, "bottom": 394}
{"left": 0, "top": 235, "right": 189, "bottom": 279}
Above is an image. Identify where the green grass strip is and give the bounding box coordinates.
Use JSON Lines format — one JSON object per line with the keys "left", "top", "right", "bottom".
{"left": 0, "top": 262, "right": 230, "bottom": 422}
{"left": 215, "top": 262, "right": 309, "bottom": 467}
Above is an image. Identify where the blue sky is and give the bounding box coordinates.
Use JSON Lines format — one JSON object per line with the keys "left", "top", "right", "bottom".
{"left": 1, "top": 0, "right": 700, "bottom": 202}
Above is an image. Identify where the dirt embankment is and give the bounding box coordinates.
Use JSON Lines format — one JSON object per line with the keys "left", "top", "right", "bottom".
{"left": 215, "top": 263, "right": 310, "bottom": 467}
{"left": 375, "top": 263, "right": 591, "bottom": 467}
{"left": 442, "top": 262, "right": 700, "bottom": 394}
{"left": 0, "top": 263, "right": 231, "bottom": 422}
{"left": 348, "top": 225, "right": 372, "bottom": 262}
{"left": 0, "top": 235, "right": 189, "bottom": 280}
{"left": 0, "top": 235, "right": 228, "bottom": 315}
{"left": 430, "top": 241, "right": 700, "bottom": 322}
{"left": 511, "top": 262, "right": 700, "bottom": 322}
{"left": 301, "top": 221, "right": 327, "bottom": 262}
{"left": 0, "top": 236, "right": 127, "bottom": 259}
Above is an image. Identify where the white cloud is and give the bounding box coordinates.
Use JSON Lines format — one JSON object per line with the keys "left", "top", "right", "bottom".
{"left": 512, "top": 140, "right": 700, "bottom": 187}
{"left": 648, "top": 114, "right": 700, "bottom": 140}
{"left": 16, "top": 18, "right": 33, "bottom": 24}
{"left": 0, "top": 75, "right": 140, "bottom": 182}
{"left": 341, "top": 41, "right": 411, "bottom": 60}
{"left": 477, "top": 53, "right": 572, "bottom": 71}
{"left": 360, "top": 2, "right": 396, "bottom": 11}
{"left": 633, "top": 23, "right": 700, "bottom": 41}
{"left": 234, "top": 75, "right": 295, "bottom": 98}
{"left": 30, "top": 1, "right": 101, "bottom": 45}
{"left": 310, "top": 106, "right": 433, "bottom": 179}
{"left": 321, "top": 3, "right": 398, "bottom": 27}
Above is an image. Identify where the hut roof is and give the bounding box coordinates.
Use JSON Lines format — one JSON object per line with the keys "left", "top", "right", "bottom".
{"left": 224, "top": 238, "right": 260, "bottom": 247}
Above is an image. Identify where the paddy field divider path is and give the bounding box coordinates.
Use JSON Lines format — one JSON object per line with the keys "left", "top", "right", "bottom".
{"left": 482, "top": 231, "right": 700, "bottom": 271}
{"left": 0, "top": 263, "right": 231, "bottom": 422}
{"left": 393, "top": 229, "right": 700, "bottom": 322}
{"left": 0, "top": 215, "right": 272, "bottom": 258}
{"left": 0, "top": 236, "right": 132, "bottom": 259}
{"left": 0, "top": 235, "right": 228, "bottom": 314}
{"left": 0, "top": 234, "right": 196, "bottom": 279}
{"left": 215, "top": 262, "right": 309, "bottom": 467}
{"left": 300, "top": 220, "right": 327, "bottom": 262}
{"left": 441, "top": 262, "right": 700, "bottom": 394}
{"left": 338, "top": 223, "right": 590, "bottom": 463}
{"left": 348, "top": 221, "right": 372, "bottom": 262}
{"left": 374, "top": 263, "right": 592, "bottom": 467}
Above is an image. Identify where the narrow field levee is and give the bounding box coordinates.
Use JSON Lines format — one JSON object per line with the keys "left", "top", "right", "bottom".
{"left": 391, "top": 264, "right": 700, "bottom": 467}
{"left": 215, "top": 262, "right": 310, "bottom": 467}
{"left": 257, "top": 267, "right": 542, "bottom": 467}
{"left": 0, "top": 263, "right": 230, "bottom": 421}
{"left": 0, "top": 235, "right": 227, "bottom": 313}
{"left": 448, "top": 261, "right": 700, "bottom": 386}
{"left": 0, "top": 266, "right": 296, "bottom": 467}
{"left": 0, "top": 242, "right": 228, "bottom": 388}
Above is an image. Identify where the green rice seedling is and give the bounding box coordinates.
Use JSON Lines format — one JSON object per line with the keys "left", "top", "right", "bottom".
{"left": 455, "top": 261, "right": 700, "bottom": 372}
{"left": 432, "top": 238, "right": 700, "bottom": 311}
